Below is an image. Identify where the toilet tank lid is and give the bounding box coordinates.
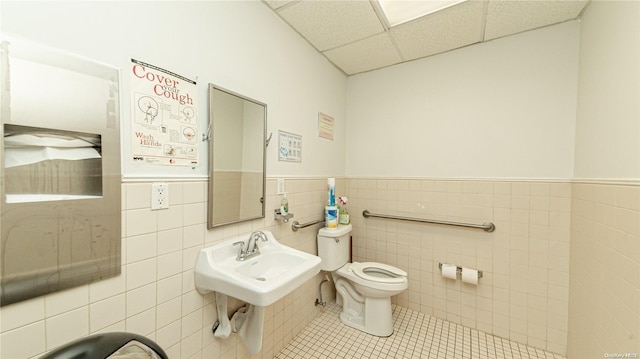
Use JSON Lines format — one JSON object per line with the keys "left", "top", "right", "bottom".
{"left": 318, "top": 224, "right": 352, "bottom": 237}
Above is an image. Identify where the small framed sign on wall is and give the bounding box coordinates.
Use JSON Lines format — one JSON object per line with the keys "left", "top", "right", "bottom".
{"left": 318, "top": 112, "right": 334, "bottom": 140}
{"left": 278, "top": 130, "right": 302, "bottom": 162}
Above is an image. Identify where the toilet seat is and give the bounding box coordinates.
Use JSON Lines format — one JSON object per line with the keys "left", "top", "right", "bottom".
{"left": 350, "top": 262, "right": 407, "bottom": 284}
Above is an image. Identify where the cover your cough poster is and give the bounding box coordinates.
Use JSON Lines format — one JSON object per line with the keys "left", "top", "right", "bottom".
{"left": 130, "top": 59, "right": 198, "bottom": 167}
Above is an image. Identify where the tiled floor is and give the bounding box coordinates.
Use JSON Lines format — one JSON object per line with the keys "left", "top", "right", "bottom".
{"left": 275, "top": 302, "right": 565, "bottom": 359}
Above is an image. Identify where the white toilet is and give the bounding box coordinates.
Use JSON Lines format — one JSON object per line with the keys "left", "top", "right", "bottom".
{"left": 317, "top": 224, "right": 408, "bottom": 337}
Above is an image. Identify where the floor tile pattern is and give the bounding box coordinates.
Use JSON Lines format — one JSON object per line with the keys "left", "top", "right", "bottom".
{"left": 275, "top": 302, "right": 565, "bottom": 359}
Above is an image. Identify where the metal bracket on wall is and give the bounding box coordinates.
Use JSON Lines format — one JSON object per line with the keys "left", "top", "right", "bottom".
{"left": 202, "top": 122, "right": 212, "bottom": 141}
{"left": 265, "top": 132, "right": 273, "bottom": 147}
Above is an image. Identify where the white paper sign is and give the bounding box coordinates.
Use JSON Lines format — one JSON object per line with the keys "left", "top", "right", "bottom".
{"left": 278, "top": 130, "right": 302, "bottom": 163}
{"left": 318, "top": 112, "right": 334, "bottom": 140}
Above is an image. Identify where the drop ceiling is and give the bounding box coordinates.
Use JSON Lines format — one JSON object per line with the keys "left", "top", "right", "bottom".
{"left": 264, "top": 0, "right": 589, "bottom": 75}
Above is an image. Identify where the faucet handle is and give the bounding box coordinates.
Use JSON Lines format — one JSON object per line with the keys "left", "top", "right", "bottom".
{"left": 233, "top": 241, "right": 245, "bottom": 254}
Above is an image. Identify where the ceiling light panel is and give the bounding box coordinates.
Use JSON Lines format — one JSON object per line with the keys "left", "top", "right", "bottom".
{"left": 277, "top": 1, "right": 385, "bottom": 51}
{"left": 378, "top": 0, "right": 470, "bottom": 27}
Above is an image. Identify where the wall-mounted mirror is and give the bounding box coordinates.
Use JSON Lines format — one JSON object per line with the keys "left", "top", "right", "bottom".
{"left": 208, "top": 85, "right": 266, "bottom": 228}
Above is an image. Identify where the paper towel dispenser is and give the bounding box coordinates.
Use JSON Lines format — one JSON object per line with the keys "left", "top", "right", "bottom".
{"left": 0, "top": 38, "right": 121, "bottom": 306}
{"left": 4, "top": 124, "right": 103, "bottom": 203}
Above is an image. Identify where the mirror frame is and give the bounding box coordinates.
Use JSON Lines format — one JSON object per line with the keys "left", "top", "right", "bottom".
{"left": 207, "top": 84, "right": 266, "bottom": 229}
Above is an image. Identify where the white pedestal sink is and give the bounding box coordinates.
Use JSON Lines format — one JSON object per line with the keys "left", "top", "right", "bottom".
{"left": 194, "top": 230, "right": 321, "bottom": 354}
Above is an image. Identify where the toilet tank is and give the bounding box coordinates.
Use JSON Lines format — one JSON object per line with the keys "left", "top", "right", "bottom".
{"left": 317, "top": 224, "right": 352, "bottom": 271}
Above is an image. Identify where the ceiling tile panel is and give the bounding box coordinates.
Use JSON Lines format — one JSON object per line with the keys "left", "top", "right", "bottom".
{"left": 277, "top": 0, "right": 385, "bottom": 51}
{"left": 389, "top": 0, "right": 485, "bottom": 61}
{"left": 265, "top": 1, "right": 295, "bottom": 10}
{"left": 267, "top": 0, "right": 589, "bottom": 75}
{"left": 323, "top": 33, "right": 403, "bottom": 75}
{"left": 484, "top": 0, "right": 588, "bottom": 40}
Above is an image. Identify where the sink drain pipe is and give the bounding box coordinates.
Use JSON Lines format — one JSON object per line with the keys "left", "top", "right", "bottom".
{"left": 315, "top": 273, "right": 331, "bottom": 307}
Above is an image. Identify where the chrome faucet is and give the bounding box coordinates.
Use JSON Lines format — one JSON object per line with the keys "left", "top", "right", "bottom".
{"left": 233, "top": 231, "right": 268, "bottom": 261}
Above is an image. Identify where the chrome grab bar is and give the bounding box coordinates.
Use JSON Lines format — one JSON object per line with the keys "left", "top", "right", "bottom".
{"left": 362, "top": 210, "right": 495, "bottom": 233}
{"left": 291, "top": 218, "right": 325, "bottom": 232}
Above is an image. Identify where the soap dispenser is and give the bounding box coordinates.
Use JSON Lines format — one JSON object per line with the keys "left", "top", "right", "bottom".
{"left": 280, "top": 192, "right": 289, "bottom": 215}
{"left": 274, "top": 193, "right": 293, "bottom": 223}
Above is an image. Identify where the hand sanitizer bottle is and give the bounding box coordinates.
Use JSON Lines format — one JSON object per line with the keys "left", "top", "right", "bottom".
{"left": 280, "top": 192, "right": 289, "bottom": 215}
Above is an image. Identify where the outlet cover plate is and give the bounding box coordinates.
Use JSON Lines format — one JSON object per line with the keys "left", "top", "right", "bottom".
{"left": 151, "top": 182, "right": 169, "bottom": 210}
{"left": 277, "top": 178, "right": 285, "bottom": 194}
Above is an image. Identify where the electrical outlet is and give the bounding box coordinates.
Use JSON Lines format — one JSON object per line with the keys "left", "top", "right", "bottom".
{"left": 151, "top": 182, "right": 169, "bottom": 210}
{"left": 277, "top": 178, "right": 285, "bottom": 194}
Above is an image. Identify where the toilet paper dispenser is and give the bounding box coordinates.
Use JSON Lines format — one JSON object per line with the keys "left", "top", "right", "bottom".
{"left": 438, "top": 263, "right": 482, "bottom": 284}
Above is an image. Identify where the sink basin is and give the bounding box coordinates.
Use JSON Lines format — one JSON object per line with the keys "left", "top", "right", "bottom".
{"left": 194, "top": 231, "right": 321, "bottom": 306}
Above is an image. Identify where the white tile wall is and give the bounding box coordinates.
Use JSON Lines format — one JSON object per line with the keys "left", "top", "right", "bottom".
{"left": 3, "top": 177, "right": 633, "bottom": 358}
{"left": 1, "top": 321, "right": 45, "bottom": 358}
{"left": 46, "top": 307, "right": 89, "bottom": 349}
{"left": 1, "top": 297, "right": 44, "bottom": 332}
{"left": 45, "top": 286, "right": 89, "bottom": 317}
{"left": 567, "top": 182, "right": 640, "bottom": 358}
{"left": 346, "top": 178, "right": 572, "bottom": 355}
{"left": 90, "top": 294, "right": 125, "bottom": 332}
{"left": 0, "top": 179, "right": 328, "bottom": 358}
